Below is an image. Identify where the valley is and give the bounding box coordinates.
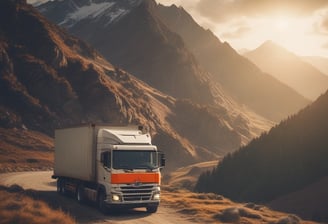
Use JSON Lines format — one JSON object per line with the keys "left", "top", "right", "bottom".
{"left": 1, "top": 0, "right": 328, "bottom": 223}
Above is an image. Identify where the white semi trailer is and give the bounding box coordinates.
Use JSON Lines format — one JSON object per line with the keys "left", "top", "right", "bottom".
{"left": 52, "top": 124, "right": 165, "bottom": 213}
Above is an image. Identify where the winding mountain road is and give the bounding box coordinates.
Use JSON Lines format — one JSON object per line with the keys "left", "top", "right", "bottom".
{"left": 0, "top": 171, "right": 196, "bottom": 224}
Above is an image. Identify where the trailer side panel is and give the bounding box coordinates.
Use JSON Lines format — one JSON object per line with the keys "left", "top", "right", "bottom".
{"left": 54, "top": 126, "right": 95, "bottom": 181}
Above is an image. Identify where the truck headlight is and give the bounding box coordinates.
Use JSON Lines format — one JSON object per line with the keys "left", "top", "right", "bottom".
{"left": 153, "top": 193, "right": 160, "bottom": 200}
{"left": 112, "top": 194, "right": 120, "bottom": 201}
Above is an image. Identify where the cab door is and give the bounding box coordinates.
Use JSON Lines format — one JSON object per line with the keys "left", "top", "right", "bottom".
{"left": 98, "top": 150, "right": 111, "bottom": 188}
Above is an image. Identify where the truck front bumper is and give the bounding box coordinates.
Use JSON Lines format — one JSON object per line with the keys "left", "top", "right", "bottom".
{"left": 105, "top": 183, "right": 160, "bottom": 208}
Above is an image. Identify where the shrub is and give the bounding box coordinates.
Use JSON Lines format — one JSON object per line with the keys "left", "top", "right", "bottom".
{"left": 276, "top": 215, "right": 301, "bottom": 224}
{"left": 213, "top": 207, "right": 240, "bottom": 223}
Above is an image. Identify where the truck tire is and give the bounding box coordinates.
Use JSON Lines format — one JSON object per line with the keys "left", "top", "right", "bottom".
{"left": 76, "top": 185, "right": 85, "bottom": 203}
{"left": 97, "top": 190, "right": 108, "bottom": 214}
{"left": 56, "top": 179, "right": 61, "bottom": 194}
{"left": 57, "top": 179, "right": 66, "bottom": 195}
{"left": 146, "top": 205, "right": 158, "bottom": 213}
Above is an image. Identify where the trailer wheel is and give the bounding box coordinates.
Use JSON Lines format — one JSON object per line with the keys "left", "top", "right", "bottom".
{"left": 146, "top": 205, "right": 158, "bottom": 213}
{"left": 76, "top": 185, "right": 85, "bottom": 203}
{"left": 97, "top": 190, "right": 108, "bottom": 214}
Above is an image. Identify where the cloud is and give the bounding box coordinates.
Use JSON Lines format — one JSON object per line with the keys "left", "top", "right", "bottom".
{"left": 312, "top": 9, "right": 328, "bottom": 35}
{"left": 319, "top": 12, "right": 328, "bottom": 34}
{"left": 195, "top": 0, "right": 328, "bottom": 23}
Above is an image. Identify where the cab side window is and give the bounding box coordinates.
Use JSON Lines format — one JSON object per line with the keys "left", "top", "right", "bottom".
{"left": 101, "top": 151, "right": 111, "bottom": 168}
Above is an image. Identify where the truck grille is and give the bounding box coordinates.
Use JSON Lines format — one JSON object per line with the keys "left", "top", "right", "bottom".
{"left": 120, "top": 185, "right": 154, "bottom": 201}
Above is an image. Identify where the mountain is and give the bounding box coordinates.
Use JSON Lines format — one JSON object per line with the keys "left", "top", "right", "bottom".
{"left": 0, "top": 0, "right": 270, "bottom": 171}
{"left": 245, "top": 41, "right": 328, "bottom": 100}
{"left": 37, "top": 0, "right": 217, "bottom": 104}
{"left": 155, "top": 4, "right": 310, "bottom": 122}
{"left": 302, "top": 56, "right": 328, "bottom": 76}
{"left": 195, "top": 88, "right": 328, "bottom": 221}
{"left": 36, "top": 0, "right": 309, "bottom": 122}
{"left": 35, "top": 0, "right": 274, "bottom": 141}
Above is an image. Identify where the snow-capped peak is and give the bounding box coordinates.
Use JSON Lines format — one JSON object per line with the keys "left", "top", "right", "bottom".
{"left": 55, "top": 0, "right": 143, "bottom": 28}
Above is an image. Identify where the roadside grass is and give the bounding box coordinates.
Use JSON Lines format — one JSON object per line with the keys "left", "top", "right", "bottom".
{"left": 161, "top": 188, "right": 316, "bottom": 224}
{"left": 0, "top": 185, "right": 75, "bottom": 224}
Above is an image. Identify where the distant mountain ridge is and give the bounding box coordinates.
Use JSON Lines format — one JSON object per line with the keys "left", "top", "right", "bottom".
{"left": 155, "top": 4, "right": 310, "bottom": 122}
{"left": 302, "top": 56, "right": 328, "bottom": 76}
{"left": 245, "top": 40, "right": 328, "bottom": 100}
{"left": 37, "top": 0, "right": 310, "bottom": 122}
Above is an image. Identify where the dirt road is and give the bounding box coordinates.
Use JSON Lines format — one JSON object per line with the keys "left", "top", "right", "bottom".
{"left": 0, "top": 171, "right": 196, "bottom": 224}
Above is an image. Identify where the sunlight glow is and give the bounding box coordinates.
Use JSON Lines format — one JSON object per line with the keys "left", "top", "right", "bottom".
{"left": 156, "top": 0, "right": 328, "bottom": 57}
{"left": 273, "top": 17, "right": 290, "bottom": 31}
{"left": 214, "top": 14, "right": 328, "bottom": 57}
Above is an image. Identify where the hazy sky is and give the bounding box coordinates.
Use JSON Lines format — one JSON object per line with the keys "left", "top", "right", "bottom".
{"left": 157, "top": 0, "right": 328, "bottom": 57}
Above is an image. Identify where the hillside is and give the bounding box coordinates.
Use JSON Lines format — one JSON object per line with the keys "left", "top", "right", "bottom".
{"left": 269, "top": 176, "right": 328, "bottom": 222}
{"left": 0, "top": 0, "right": 272, "bottom": 172}
{"left": 195, "top": 89, "right": 328, "bottom": 221}
{"left": 245, "top": 41, "right": 328, "bottom": 100}
{"left": 156, "top": 4, "right": 310, "bottom": 122}
{"left": 0, "top": 128, "right": 53, "bottom": 172}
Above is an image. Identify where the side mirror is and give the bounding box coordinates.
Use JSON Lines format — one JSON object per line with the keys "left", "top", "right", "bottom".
{"left": 159, "top": 152, "right": 165, "bottom": 167}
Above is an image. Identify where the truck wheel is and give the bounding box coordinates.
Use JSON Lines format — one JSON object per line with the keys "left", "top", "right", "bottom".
{"left": 56, "top": 179, "right": 61, "bottom": 193}
{"left": 146, "top": 205, "right": 158, "bottom": 213}
{"left": 97, "top": 191, "right": 108, "bottom": 214}
{"left": 76, "top": 185, "right": 85, "bottom": 203}
{"left": 57, "top": 179, "right": 66, "bottom": 195}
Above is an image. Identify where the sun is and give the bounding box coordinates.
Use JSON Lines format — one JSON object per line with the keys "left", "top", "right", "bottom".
{"left": 273, "top": 17, "right": 290, "bottom": 31}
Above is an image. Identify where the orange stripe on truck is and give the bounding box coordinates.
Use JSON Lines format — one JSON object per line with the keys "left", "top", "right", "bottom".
{"left": 111, "top": 173, "right": 160, "bottom": 184}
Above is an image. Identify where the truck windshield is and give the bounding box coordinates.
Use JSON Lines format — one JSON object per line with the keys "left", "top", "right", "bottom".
{"left": 112, "top": 150, "right": 158, "bottom": 170}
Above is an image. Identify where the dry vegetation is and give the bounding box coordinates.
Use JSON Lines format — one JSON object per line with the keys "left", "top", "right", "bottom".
{"left": 161, "top": 188, "right": 316, "bottom": 224}
{"left": 0, "top": 185, "right": 75, "bottom": 224}
{"left": 0, "top": 128, "right": 54, "bottom": 173}
{"left": 163, "top": 160, "right": 218, "bottom": 190}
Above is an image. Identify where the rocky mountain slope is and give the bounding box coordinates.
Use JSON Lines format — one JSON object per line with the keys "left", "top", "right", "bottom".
{"left": 37, "top": 0, "right": 220, "bottom": 104}
{"left": 195, "top": 88, "right": 328, "bottom": 221}
{"left": 156, "top": 4, "right": 310, "bottom": 122}
{"left": 245, "top": 41, "right": 328, "bottom": 100}
{"left": 37, "top": 0, "right": 309, "bottom": 122}
{"left": 0, "top": 0, "right": 270, "bottom": 171}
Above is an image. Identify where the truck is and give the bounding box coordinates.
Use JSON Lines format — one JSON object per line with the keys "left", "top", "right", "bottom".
{"left": 52, "top": 124, "right": 165, "bottom": 213}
